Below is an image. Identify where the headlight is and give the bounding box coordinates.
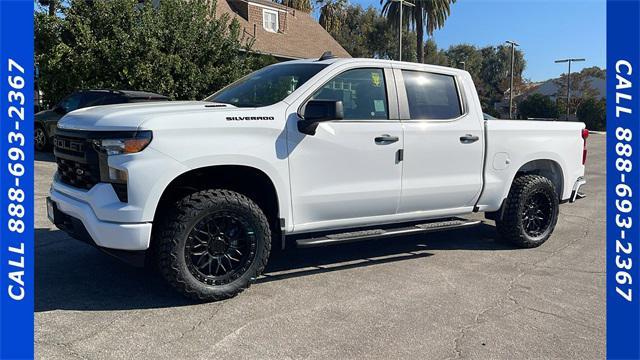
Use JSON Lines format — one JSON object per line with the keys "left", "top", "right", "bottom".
{"left": 91, "top": 131, "right": 152, "bottom": 203}
{"left": 93, "top": 131, "right": 152, "bottom": 156}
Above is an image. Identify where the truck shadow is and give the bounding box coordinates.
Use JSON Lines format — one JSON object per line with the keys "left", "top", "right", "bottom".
{"left": 35, "top": 223, "right": 514, "bottom": 312}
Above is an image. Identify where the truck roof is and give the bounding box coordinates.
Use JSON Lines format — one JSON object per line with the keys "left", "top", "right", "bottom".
{"left": 280, "top": 57, "right": 468, "bottom": 75}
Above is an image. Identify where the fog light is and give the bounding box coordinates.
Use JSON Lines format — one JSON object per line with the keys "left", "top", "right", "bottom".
{"left": 108, "top": 167, "right": 128, "bottom": 182}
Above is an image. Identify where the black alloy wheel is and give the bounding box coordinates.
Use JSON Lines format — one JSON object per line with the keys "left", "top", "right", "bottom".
{"left": 521, "top": 191, "right": 554, "bottom": 239}
{"left": 185, "top": 212, "right": 256, "bottom": 286}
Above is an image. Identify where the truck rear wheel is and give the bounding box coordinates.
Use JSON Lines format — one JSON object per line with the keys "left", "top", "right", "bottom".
{"left": 155, "top": 189, "right": 271, "bottom": 301}
{"left": 495, "top": 175, "right": 559, "bottom": 248}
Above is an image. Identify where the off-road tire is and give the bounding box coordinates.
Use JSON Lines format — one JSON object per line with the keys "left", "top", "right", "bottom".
{"left": 495, "top": 175, "right": 559, "bottom": 248}
{"left": 155, "top": 189, "right": 271, "bottom": 301}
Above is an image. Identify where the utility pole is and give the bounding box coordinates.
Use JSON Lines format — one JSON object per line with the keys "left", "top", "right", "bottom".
{"left": 391, "top": 0, "right": 414, "bottom": 61}
{"left": 505, "top": 40, "right": 519, "bottom": 119}
{"left": 555, "top": 58, "right": 586, "bottom": 120}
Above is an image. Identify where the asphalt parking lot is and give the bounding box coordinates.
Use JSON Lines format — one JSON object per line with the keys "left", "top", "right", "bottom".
{"left": 35, "top": 134, "right": 605, "bottom": 360}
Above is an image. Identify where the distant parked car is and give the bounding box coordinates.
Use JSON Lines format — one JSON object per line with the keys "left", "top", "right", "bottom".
{"left": 35, "top": 89, "right": 169, "bottom": 151}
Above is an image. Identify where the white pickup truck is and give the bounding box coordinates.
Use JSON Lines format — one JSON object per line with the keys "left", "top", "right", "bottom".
{"left": 47, "top": 56, "right": 588, "bottom": 301}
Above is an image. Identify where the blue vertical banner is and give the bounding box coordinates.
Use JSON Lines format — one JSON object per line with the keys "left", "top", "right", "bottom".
{"left": 0, "top": 0, "right": 35, "bottom": 359}
{"left": 607, "top": 0, "right": 640, "bottom": 359}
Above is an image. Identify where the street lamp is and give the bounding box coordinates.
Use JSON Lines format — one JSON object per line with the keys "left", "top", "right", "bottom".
{"left": 505, "top": 40, "right": 519, "bottom": 119}
{"left": 391, "top": 0, "right": 414, "bottom": 61}
{"left": 555, "top": 58, "right": 586, "bottom": 120}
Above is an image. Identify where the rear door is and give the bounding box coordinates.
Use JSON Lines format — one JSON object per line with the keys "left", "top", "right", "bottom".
{"left": 395, "top": 67, "right": 484, "bottom": 214}
{"left": 287, "top": 66, "right": 403, "bottom": 230}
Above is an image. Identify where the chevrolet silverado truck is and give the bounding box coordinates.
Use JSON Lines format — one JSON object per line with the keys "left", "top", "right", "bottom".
{"left": 47, "top": 55, "right": 588, "bottom": 301}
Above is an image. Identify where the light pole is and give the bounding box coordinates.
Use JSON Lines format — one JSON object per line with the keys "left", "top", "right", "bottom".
{"left": 505, "top": 40, "right": 519, "bottom": 119}
{"left": 391, "top": 0, "right": 414, "bottom": 61}
{"left": 555, "top": 58, "right": 585, "bottom": 120}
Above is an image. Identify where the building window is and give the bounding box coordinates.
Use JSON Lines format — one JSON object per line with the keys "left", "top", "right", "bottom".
{"left": 263, "top": 9, "right": 279, "bottom": 33}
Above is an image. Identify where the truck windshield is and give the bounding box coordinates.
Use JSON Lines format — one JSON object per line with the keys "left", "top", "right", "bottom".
{"left": 205, "top": 63, "right": 328, "bottom": 107}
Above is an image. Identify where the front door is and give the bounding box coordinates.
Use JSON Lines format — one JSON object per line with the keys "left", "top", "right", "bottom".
{"left": 287, "top": 67, "right": 403, "bottom": 231}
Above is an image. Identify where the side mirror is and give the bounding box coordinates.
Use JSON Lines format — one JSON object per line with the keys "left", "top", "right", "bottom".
{"left": 297, "top": 100, "right": 343, "bottom": 135}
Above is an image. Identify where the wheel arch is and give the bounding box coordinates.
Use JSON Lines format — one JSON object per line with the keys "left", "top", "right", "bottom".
{"left": 152, "top": 164, "right": 283, "bottom": 236}
{"left": 486, "top": 159, "right": 564, "bottom": 222}
{"left": 513, "top": 159, "right": 564, "bottom": 200}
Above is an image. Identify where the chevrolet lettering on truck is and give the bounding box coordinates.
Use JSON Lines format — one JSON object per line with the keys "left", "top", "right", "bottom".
{"left": 47, "top": 54, "right": 588, "bottom": 301}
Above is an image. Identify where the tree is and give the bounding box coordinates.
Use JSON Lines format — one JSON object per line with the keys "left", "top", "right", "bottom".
{"left": 423, "top": 39, "right": 448, "bottom": 66}
{"left": 381, "top": 0, "right": 456, "bottom": 63}
{"left": 445, "top": 44, "right": 481, "bottom": 72}
{"left": 426, "top": 42, "right": 527, "bottom": 113}
{"left": 38, "top": 0, "right": 59, "bottom": 16}
{"left": 518, "top": 94, "right": 558, "bottom": 119}
{"left": 554, "top": 66, "right": 605, "bottom": 118}
{"left": 369, "top": 11, "right": 417, "bottom": 61}
{"left": 318, "top": 0, "right": 346, "bottom": 34}
{"left": 35, "top": 0, "right": 258, "bottom": 106}
{"left": 279, "top": 0, "right": 313, "bottom": 12}
{"left": 577, "top": 97, "right": 606, "bottom": 131}
{"left": 320, "top": 4, "right": 416, "bottom": 61}
{"left": 475, "top": 44, "right": 526, "bottom": 112}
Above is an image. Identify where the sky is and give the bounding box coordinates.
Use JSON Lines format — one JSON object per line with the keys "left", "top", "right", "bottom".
{"left": 347, "top": 0, "right": 606, "bottom": 82}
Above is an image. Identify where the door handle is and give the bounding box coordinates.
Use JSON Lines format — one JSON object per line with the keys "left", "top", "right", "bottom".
{"left": 459, "top": 134, "right": 479, "bottom": 143}
{"left": 375, "top": 134, "right": 399, "bottom": 145}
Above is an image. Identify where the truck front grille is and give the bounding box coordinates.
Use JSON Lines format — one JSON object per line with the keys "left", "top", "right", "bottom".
{"left": 56, "top": 157, "right": 100, "bottom": 189}
{"left": 54, "top": 131, "right": 101, "bottom": 190}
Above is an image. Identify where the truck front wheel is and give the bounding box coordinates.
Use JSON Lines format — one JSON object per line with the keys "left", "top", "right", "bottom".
{"left": 495, "top": 175, "right": 559, "bottom": 248}
{"left": 155, "top": 189, "right": 271, "bottom": 301}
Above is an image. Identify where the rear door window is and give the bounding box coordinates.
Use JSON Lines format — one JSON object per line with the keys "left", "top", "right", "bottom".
{"left": 402, "top": 70, "right": 462, "bottom": 120}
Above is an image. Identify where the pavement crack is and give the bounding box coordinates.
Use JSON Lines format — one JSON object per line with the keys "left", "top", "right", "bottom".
{"left": 36, "top": 339, "right": 89, "bottom": 360}
{"left": 66, "top": 313, "right": 126, "bottom": 347}
{"left": 446, "top": 227, "right": 595, "bottom": 360}
{"left": 446, "top": 263, "right": 526, "bottom": 360}
{"left": 516, "top": 305, "right": 600, "bottom": 331}
{"left": 160, "top": 305, "right": 223, "bottom": 347}
{"left": 544, "top": 229, "right": 590, "bottom": 261}
{"left": 559, "top": 212, "right": 604, "bottom": 224}
{"left": 523, "top": 263, "right": 605, "bottom": 275}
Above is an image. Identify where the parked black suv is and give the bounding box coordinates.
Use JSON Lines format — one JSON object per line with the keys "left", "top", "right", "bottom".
{"left": 35, "top": 89, "right": 169, "bottom": 151}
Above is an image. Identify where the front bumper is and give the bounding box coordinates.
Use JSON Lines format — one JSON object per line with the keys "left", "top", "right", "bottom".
{"left": 48, "top": 188, "right": 152, "bottom": 251}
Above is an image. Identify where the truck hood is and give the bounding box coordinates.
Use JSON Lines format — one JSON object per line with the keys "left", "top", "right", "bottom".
{"left": 57, "top": 101, "right": 235, "bottom": 131}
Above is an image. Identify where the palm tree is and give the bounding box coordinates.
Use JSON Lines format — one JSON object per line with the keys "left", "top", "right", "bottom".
{"left": 381, "top": 0, "right": 455, "bottom": 63}
{"left": 317, "top": 0, "right": 346, "bottom": 33}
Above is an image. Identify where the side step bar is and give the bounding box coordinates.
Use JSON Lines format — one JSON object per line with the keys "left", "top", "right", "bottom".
{"left": 295, "top": 217, "right": 482, "bottom": 248}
